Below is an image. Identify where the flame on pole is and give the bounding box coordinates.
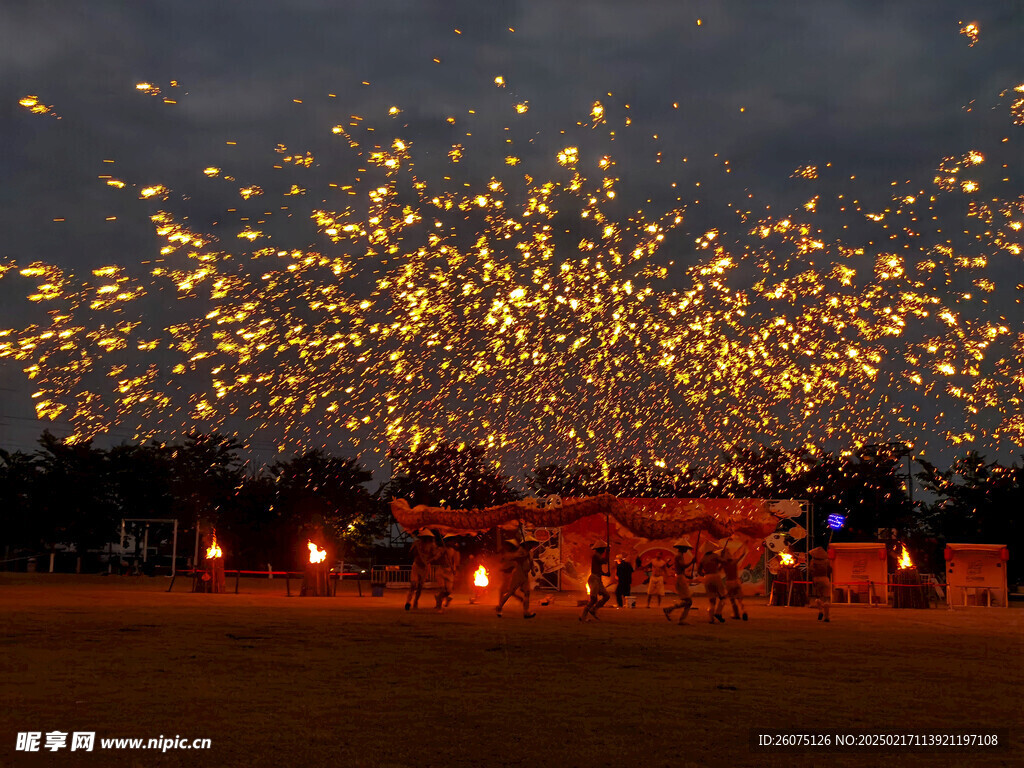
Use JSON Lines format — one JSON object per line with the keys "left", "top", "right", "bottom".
{"left": 308, "top": 541, "right": 327, "bottom": 564}
{"left": 301, "top": 541, "right": 330, "bottom": 597}
{"left": 897, "top": 543, "right": 914, "bottom": 570}
{"left": 469, "top": 564, "right": 489, "bottom": 605}
{"left": 473, "top": 565, "right": 489, "bottom": 587}
{"left": 197, "top": 533, "right": 225, "bottom": 593}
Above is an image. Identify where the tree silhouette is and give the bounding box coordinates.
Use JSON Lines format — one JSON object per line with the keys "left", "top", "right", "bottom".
{"left": 33, "top": 431, "right": 119, "bottom": 558}
{"left": 268, "top": 449, "right": 385, "bottom": 558}
{"left": 386, "top": 441, "right": 519, "bottom": 509}
{"left": 527, "top": 460, "right": 680, "bottom": 497}
{"left": 168, "top": 433, "right": 248, "bottom": 531}
{"left": 0, "top": 449, "right": 44, "bottom": 554}
{"left": 918, "top": 452, "right": 1022, "bottom": 581}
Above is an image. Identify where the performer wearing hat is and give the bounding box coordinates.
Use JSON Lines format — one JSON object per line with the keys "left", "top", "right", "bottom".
{"left": 808, "top": 547, "right": 832, "bottom": 622}
{"left": 580, "top": 542, "right": 611, "bottom": 621}
{"left": 496, "top": 538, "right": 520, "bottom": 604}
{"left": 496, "top": 536, "right": 539, "bottom": 619}
{"left": 434, "top": 535, "right": 461, "bottom": 612}
{"left": 721, "top": 542, "right": 749, "bottom": 621}
{"left": 663, "top": 539, "right": 695, "bottom": 624}
{"left": 406, "top": 529, "right": 439, "bottom": 611}
{"left": 698, "top": 546, "right": 728, "bottom": 624}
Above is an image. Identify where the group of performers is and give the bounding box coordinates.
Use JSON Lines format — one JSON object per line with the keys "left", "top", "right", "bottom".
{"left": 584, "top": 539, "right": 750, "bottom": 624}
{"left": 404, "top": 529, "right": 832, "bottom": 622}
{"left": 405, "top": 529, "right": 461, "bottom": 612}
{"left": 405, "top": 528, "right": 542, "bottom": 618}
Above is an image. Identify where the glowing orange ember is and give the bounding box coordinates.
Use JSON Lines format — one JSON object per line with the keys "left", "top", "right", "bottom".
{"left": 473, "top": 565, "right": 489, "bottom": 588}
{"left": 959, "top": 22, "right": 979, "bottom": 47}
{"left": 307, "top": 541, "right": 327, "bottom": 564}
{"left": 779, "top": 551, "right": 795, "bottom": 566}
{"left": 586, "top": 582, "right": 591, "bottom": 595}
{"left": 897, "top": 544, "right": 914, "bottom": 569}
{"left": 205, "top": 539, "right": 222, "bottom": 559}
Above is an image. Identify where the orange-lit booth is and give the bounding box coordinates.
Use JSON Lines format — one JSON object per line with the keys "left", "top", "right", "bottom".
{"left": 827, "top": 543, "right": 887, "bottom": 605}
{"left": 945, "top": 544, "right": 1009, "bottom": 608}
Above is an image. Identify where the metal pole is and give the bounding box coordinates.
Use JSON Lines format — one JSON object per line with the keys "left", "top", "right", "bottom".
{"left": 763, "top": 547, "right": 769, "bottom": 602}
{"left": 806, "top": 501, "right": 813, "bottom": 556}
{"left": 192, "top": 520, "right": 200, "bottom": 570}
{"left": 170, "top": 520, "right": 178, "bottom": 578}
{"left": 142, "top": 524, "right": 149, "bottom": 563}
{"left": 907, "top": 453, "right": 914, "bottom": 508}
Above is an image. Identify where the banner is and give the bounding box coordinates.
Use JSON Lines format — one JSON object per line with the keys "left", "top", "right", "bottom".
{"left": 391, "top": 495, "right": 799, "bottom": 540}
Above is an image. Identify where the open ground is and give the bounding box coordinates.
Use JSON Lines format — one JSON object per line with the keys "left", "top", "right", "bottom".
{"left": 1, "top": 574, "right": 1021, "bottom": 768}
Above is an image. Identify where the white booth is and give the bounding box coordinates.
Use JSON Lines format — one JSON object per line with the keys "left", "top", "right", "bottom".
{"left": 945, "top": 544, "right": 1010, "bottom": 608}
{"left": 827, "top": 542, "right": 887, "bottom": 605}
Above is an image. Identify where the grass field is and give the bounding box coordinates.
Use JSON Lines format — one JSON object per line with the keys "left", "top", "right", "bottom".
{"left": 1, "top": 573, "right": 1021, "bottom": 768}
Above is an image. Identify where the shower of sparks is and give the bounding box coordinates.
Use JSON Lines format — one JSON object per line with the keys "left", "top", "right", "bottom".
{"left": 17, "top": 95, "right": 59, "bottom": 119}
{"left": 959, "top": 22, "right": 979, "bottom": 47}
{"left": 1006, "top": 84, "right": 1024, "bottom": 126}
{"left": 4, "top": 73, "right": 1024, "bottom": 473}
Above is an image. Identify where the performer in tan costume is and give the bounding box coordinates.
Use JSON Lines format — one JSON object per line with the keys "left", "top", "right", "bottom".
{"left": 496, "top": 536, "right": 539, "bottom": 618}
{"left": 663, "top": 539, "right": 695, "bottom": 625}
{"left": 808, "top": 547, "right": 832, "bottom": 622}
{"left": 434, "top": 535, "right": 461, "bottom": 612}
{"left": 646, "top": 554, "right": 668, "bottom": 608}
{"left": 580, "top": 542, "right": 610, "bottom": 622}
{"left": 405, "top": 529, "right": 438, "bottom": 611}
{"left": 721, "top": 542, "right": 749, "bottom": 621}
{"left": 699, "top": 547, "right": 727, "bottom": 624}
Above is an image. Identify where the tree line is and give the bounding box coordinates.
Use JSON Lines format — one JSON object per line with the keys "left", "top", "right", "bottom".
{"left": 1, "top": 432, "right": 1020, "bottom": 581}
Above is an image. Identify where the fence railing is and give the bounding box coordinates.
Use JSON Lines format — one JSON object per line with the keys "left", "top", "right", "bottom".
{"left": 371, "top": 564, "right": 441, "bottom": 587}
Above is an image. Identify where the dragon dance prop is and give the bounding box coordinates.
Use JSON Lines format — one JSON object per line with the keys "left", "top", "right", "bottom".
{"left": 391, "top": 494, "right": 795, "bottom": 540}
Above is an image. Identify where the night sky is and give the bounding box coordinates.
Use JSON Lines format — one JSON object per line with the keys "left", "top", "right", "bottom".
{"left": 1, "top": 1, "right": 1021, "bottom": 467}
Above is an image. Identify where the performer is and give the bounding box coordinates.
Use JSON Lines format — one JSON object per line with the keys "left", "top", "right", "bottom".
{"left": 721, "top": 542, "right": 749, "bottom": 621}
{"left": 698, "top": 546, "right": 727, "bottom": 624}
{"left": 496, "top": 536, "right": 539, "bottom": 618}
{"left": 580, "top": 542, "right": 611, "bottom": 622}
{"left": 434, "top": 535, "right": 461, "bottom": 612}
{"left": 808, "top": 547, "right": 832, "bottom": 622}
{"left": 405, "top": 529, "right": 439, "bottom": 611}
{"left": 663, "top": 540, "right": 695, "bottom": 624}
{"left": 646, "top": 553, "right": 668, "bottom": 608}
{"left": 496, "top": 538, "right": 520, "bottom": 609}
{"left": 614, "top": 554, "right": 634, "bottom": 608}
